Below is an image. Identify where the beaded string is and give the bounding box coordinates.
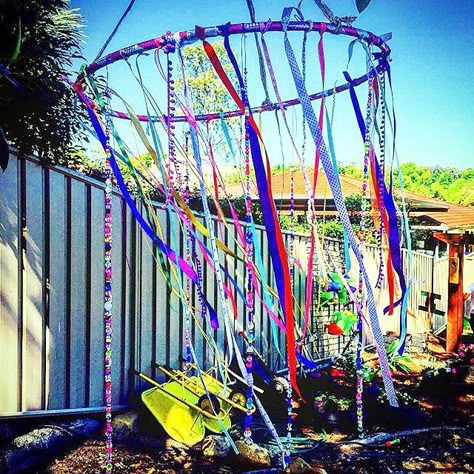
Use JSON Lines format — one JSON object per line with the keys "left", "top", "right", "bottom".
{"left": 285, "top": 171, "right": 296, "bottom": 465}
{"left": 243, "top": 114, "right": 256, "bottom": 442}
{"left": 183, "top": 132, "right": 193, "bottom": 370}
{"left": 242, "top": 50, "right": 256, "bottom": 443}
{"left": 103, "top": 74, "right": 113, "bottom": 474}
{"left": 166, "top": 45, "right": 194, "bottom": 367}
{"left": 165, "top": 46, "right": 176, "bottom": 207}
{"left": 375, "top": 70, "right": 386, "bottom": 289}
{"left": 356, "top": 69, "right": 375, "bottom": 438}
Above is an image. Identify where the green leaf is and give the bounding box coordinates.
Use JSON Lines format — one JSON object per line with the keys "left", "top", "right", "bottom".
{"left": 355, "top": 0, "right": 372, "bottom": 13}
{"left": 396, "top": 355, "right": 413, "bottom": 365}
{"left": 386, "top": 339, "right": 398, "bottom": 355}
{"left": 395, "top": 362, "right": 411, "bottom": 373}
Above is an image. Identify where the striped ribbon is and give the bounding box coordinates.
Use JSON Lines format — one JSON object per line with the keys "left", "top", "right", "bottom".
{"left": 281, "top": 7, "right": 398, "bottom": 407}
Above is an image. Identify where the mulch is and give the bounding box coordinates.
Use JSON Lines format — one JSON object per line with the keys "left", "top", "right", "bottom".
{"left": 34, "top": 335, "right": 474, "bottom": 473}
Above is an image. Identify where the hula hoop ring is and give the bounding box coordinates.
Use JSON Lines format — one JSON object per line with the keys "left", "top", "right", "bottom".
{"left": 74, "top": 20, "right": 391, "bottom": 123}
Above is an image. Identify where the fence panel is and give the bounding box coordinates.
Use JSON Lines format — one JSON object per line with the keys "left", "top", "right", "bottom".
{"left": 88, "top": 187, "right": 106, "bottom": 407}
{"left": 465, "top": 254, "right": 474, "bottom": 292}
{"left": 0, "top": 157, "right": 20, "bottom": 413}
{"left": 432, "top": 256, "right": 449, "bottom": 333}
{"left": 48, "top": 171, "right": 68, "bottom": 410}
{"left": 407, "top": 251, "right": 433, "bottom": 334}
{"left": 2, "top": 152, "right": 459, "bottom": 417}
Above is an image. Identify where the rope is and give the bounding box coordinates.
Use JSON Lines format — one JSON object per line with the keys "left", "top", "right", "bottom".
{"left": 245, "top": 0, "right": 272, "bottom": 106}
{"left": 313, "top": 0, "right": 357, "bottom": 29}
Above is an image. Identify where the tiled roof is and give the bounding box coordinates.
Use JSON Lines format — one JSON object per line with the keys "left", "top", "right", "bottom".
{"left": 226, "top": 170, "right": 363, "bottom": 200}
{"left": 225, "top": 170, "right": 474, "bottom": 232}
{"left": 411, "top": 202, "right": 474, "bottom": 231}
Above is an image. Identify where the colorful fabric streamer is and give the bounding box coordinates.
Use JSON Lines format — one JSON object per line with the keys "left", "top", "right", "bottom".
{"left": 195, "top": 23, "right": 303, "bottom": 400}
{"left": 280, "top": 7, "right": 398, "bottom": 407}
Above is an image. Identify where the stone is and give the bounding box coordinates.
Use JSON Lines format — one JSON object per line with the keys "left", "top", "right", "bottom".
{"left": 0, "top": 418, "right": 100, "bottom": 473}
{"left": 201, "top": 435, "right": 232, "bottom": 457}
{"left": 465, "top": 365, "right": 474, "bottom": 385}
{"left": 112, "top": 411, "right": 140, "bottom": 442}
{"left": 287, "top": 456, "right": 327, "bottom": 473}
{"left": 234, "top": 440, "right": 271, "bottom": 468}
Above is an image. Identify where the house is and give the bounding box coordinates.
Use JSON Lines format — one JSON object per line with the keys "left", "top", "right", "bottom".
{"left": 226, "top": 169, "right": 474, "bottom": 242}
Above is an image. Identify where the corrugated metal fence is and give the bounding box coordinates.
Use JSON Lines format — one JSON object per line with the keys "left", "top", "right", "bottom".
{"left": 1, "top": 153, "right": 305, "bottom": 416}
{"left": 361, "top": 245, "right": 451, "bottom": 337}
{"left": 1, "top": 154, "right": 133, "bottom": 415}
{"left": 3, "top": 153, "right": 470, "bottom": 417}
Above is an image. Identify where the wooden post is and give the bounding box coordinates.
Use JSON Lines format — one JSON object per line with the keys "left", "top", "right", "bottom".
{"left": 433, "top": 232, "right": 465, "bottom": 352}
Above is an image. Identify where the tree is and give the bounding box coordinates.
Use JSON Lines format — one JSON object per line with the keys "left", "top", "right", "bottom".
{"left": 0, "top": 0, "right": 85, "bottom": 166}
{"left": 175, "top": 42, "right": 239, "bottom": 162}
{"left": 340, "top": 161, "right": 474, "bottom": 207}
{"left": 337, "top": 162, "right": 362, "bottom": 178}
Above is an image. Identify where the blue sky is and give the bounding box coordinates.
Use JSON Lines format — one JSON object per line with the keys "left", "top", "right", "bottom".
{"left": 71, "top": 0, "right": 474, "bottom": 170}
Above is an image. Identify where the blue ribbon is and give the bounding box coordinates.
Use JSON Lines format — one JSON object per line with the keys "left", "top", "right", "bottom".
{"left": 343, "top": 70, "right": 408, "bottom": 353}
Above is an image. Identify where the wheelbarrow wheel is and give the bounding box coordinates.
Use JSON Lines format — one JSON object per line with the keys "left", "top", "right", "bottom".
{"left": 272, "top": 376, "right": 289, "bottom": 394}
{"left": 230, "top": 389, "right": 247, "bottom": 408}
{"left": 197, "top": 393, "right": 221, "bottom": 416}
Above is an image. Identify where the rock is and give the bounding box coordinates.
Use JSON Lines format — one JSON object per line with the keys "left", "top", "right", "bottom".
{"left": 234, "top": 440, "right": 271, "bottom": 468}
{"left": 313, "top": 468, "right": 327, "bottom": 474}
{"left": 272, "top": 376, "right": 290, "bottom": 394}
{"left": 465, "top": 365, "right": 474, "bottom": 385}
{"left": 287, "top": 456, "right": 327, "bottom": 473}
{"left": 112, "top": 411, "right": 140, "bottom": 442}
{"left": 410, "top": 333, "right": 427, "bottom": 352}
{"left": 201, "top": 435, "right": 232, "bottom": 457}
{"left": 0, "top": 418, "right": 100, "bottom": 473}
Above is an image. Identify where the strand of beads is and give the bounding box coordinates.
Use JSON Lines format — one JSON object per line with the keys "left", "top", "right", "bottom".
{"left": 103, "top": 85, "right": 113, "bottom": 474}
{"left": 183, "top": 132, "right": 192, "bottom": 370}
{"left": 285, "top": 171, "right": 296, "bottom": 466}
{"left": 165, "top": 42, "right": 176, "bottom": 207}
{"left": 378, "top": 72, "right": 386, "bottom": 184}
{"left": 375, "top": 71, "right": 386, "bottom": 289}
{"left": 356, "top": 69, "right": 375, "bottom": 438}
{"left": 194, "top": 258, "right": 207, "bottom": 321}
{"left": 240, "top": 53, "right": 255, "bottom": 443}
{"left": 243, "top": 101, "right": 256, "bottom": 443}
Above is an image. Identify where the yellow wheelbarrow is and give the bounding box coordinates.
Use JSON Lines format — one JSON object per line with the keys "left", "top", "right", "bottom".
{"left": 135, "top": 364, "right": 249, "bottom": 446}
{"left": 154, "top": 364, "right": 251, "bottom": 434}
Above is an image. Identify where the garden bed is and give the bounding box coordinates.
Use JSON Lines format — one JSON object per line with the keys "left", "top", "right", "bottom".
{"left": 17, "top": 336, "right": 474, "bottom": 473}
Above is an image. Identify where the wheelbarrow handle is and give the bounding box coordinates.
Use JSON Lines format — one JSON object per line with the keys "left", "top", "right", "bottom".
{"left": 133, "top": 370, "right": 221, "bottom": 420}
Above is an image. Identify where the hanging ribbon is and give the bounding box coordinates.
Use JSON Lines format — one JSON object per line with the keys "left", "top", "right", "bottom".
{"left": 342, "top": 69, "right": 408, "bottom": 352}
{"left": 73, "top": 83, "right": 220, "bottom": 328}
{"left": 196, "top": 23, "right": 303, "bottom": 399}
{"left": 280, "top": 7, "right": 398, "bottom": 407}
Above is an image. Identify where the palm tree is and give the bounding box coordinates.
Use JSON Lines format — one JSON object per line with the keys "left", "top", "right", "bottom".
{"left": 0, "top": 0, "right": 85, "bottom": 169}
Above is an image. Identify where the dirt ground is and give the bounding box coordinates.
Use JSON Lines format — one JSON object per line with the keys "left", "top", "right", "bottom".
{"left": 35, "top": 335, "right": 474, "bottom": 474}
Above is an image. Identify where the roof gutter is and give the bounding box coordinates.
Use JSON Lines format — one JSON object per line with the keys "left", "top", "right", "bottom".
{"left": 410, "top": 224, "right": 448, "bottom": 231}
